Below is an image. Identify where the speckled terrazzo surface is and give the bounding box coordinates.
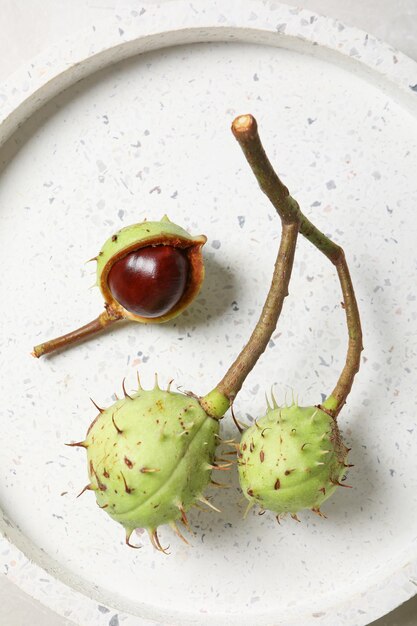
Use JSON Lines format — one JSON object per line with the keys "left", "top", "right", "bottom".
{"left": 0, "top": 3, "right": 417, "bottom": 626}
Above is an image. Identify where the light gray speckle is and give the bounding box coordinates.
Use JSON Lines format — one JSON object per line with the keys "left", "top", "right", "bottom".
{"left": 372, "top": 171, "right": 381, "bottom": 180}
{"left": 253, "top": 73, "right": 259, "bottom": 81}
{"left": 98, "top": 605, "right": 110, "bottom": 614}
{"left": 409, "top": 84, "right": 417, "bottom": 92}
{"left": 326, "top": 180, "right": 336, "bottom": 190}
{"left": 109, "top": 615, "right": 119, "bottom": 626}
{"left": 211, "top": 240, "right": 221, "bottom": 249}
{"left": 307, "top": 117, "right": 316, "bottom": 125}
{"left": 118, "top": 209, "right": 124, "bottom": 220}
{"left": 118, "top": 28, "right": 124, "bottom": 36}
{"left": 276, "top": 23, "right": 286, "bottom": 33}
{"left": 238, "top": 215, "right": 245, "bottom": 228}
{"left": 149, "top": 186, "right": 161, "bottom": 195}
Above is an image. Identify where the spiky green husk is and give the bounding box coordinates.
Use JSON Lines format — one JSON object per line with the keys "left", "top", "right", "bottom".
{"left": 83, "top": 381, "right": 219, "bottom": 548}
{"left": 238, "top": 404, "right": 349, "bottom": 518}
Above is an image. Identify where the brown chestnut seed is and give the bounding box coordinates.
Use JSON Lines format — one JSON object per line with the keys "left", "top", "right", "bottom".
{"left": 108, "top": 245, "right": 189, "bottom": 318}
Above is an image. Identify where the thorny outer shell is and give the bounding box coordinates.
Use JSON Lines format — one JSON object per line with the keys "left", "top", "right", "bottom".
{"left": 97, "top": 216, "right": 206, "bottom": 323}
{"left": 84, "top": 385, "right": 219, "bottom": 537}
{"left": 238, "top": 404, "right": 348, "bottom": 515}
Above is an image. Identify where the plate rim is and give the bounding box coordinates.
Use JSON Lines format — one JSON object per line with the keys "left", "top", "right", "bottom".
{"left": 1, "top": 1, "right": 417, "bottom": 625}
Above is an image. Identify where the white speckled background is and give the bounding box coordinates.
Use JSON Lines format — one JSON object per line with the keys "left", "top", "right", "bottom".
{"left": 0, "top": 2, "right": 417, "bottom": 626}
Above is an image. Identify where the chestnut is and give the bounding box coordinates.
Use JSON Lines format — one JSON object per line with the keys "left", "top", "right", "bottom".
{"left": 33, "top": 215, "right": 206, "bottom": 357}
{"left": 107, "top": 245, "right": 189, "bottom": 318}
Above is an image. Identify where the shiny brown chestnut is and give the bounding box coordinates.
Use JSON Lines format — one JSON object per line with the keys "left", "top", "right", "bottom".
{"left": 107, "top": 245, "right": 189, "bottom": 318}
{"left": 32, "top": 216, "right": 206, "bottom": 357}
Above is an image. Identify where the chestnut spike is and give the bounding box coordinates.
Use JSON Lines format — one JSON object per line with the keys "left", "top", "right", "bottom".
{"left": 167, "top": 379, "right": 174, "bottom": 392}
{"left": 65, "top": 441, "right": 88, "bottom": 448}
{"left": 198, "top": 495, "right": 221, "bottom": 513}
{"left": 311, "top": 507, "right": 327, "bottom": 518}
{"left": 243, "top": 500, "right": 255, "bottom": 519}
{"left": 209, "top": 462, "right": 232, "bottom": 471}
{"left": 90, "top": 398, "right": 104, "bottom": 414}
{"left": 122, "top": 378, "right": 133, "bottom": 400}
{"left": 265, "top": 392, "right": 272, "bottom": 411}
{"left": 76, "top": 483, "right": 96, "bottom": 498}
{"left": 125, "top": 528, "right": 141, "bottom": 549}
{"left": 140, "top": 467, "right": 160, "bottom": 473}
{"left": 191, "top": 502, "right": 206, "bottom": 512}
{"left": 270, "top": 385, "right": 278, "bottom": 409}
{"left": 177, "top": 504, "right": 190, "bottom": 530}
{"left": 111, "top": 413, "right": 123, "bottom": 434}
{"left": 310, "top": 408, "right": 319, "bottom": 423}
{"left": 120, "top": 471, "right": 133, "bottom": 494}
{"left": 136, "top": 371, "right": 143, "bottom": 391}
{"left": 210, "top": 479, "right": 228, "bottom": 489}
{"left": 149, "top": 529, "right": 169, "bottom": 554}
{"left": 169, "top": 521, "right": 189, "bottom": 545}
{"left": 154, "top": 373, "right": 160, "bottom": 390}
{"left": 330, "top": 479, "right": 352, "bottom": 489}
{"left": 230, "top": 401, "right": 243, "bottom": 434}
{"left": 290, "top": 513, "right": 301, "bottom": 522}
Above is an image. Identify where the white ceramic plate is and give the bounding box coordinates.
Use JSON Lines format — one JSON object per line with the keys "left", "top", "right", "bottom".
{"left": 1, "top": 2, "right": 417, "bottom": 625}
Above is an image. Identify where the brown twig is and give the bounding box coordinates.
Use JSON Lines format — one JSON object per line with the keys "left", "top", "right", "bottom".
{"left": 230, "top": 114, "right": 363, "bottom": 417}
{"left": 32, "top": 307, "right": 123, "bottom": 358}
{"left": 200, "top": 115, "right": 300, "bottom": 417}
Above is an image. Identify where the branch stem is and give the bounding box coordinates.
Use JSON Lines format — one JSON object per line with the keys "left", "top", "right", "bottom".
{"left": 229, "top": 114, "right": 363, "bottom": 417}
{"left": 32, "top": 307, "right": 123, "bottom": 358}
{"left": 200, "top": 115, "right": 300, "bottom": 418}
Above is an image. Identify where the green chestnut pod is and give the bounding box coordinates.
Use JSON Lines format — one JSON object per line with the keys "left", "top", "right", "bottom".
{"left": 73, "top": 377, "right": 220, "bottom": 551}
{"left": 238, "top": 402, "right": 349, "bottom": 521}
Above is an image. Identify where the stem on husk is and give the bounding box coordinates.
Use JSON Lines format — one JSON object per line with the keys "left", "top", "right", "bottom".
{"left": 201, "top": 115, "right": 300, "bottom": 418}
{"left": 226, "top": 114, "right": 363, "bottom": 418}
{"left": 32, "top": 307, "right": 123, "bottom": 358}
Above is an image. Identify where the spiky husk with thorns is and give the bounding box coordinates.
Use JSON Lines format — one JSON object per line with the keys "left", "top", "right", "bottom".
{"left": 237, "top": 393, "right": 351, "bottom": 521}
{"left": 70, "top": 375, "right": 231, "bottom": 552}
